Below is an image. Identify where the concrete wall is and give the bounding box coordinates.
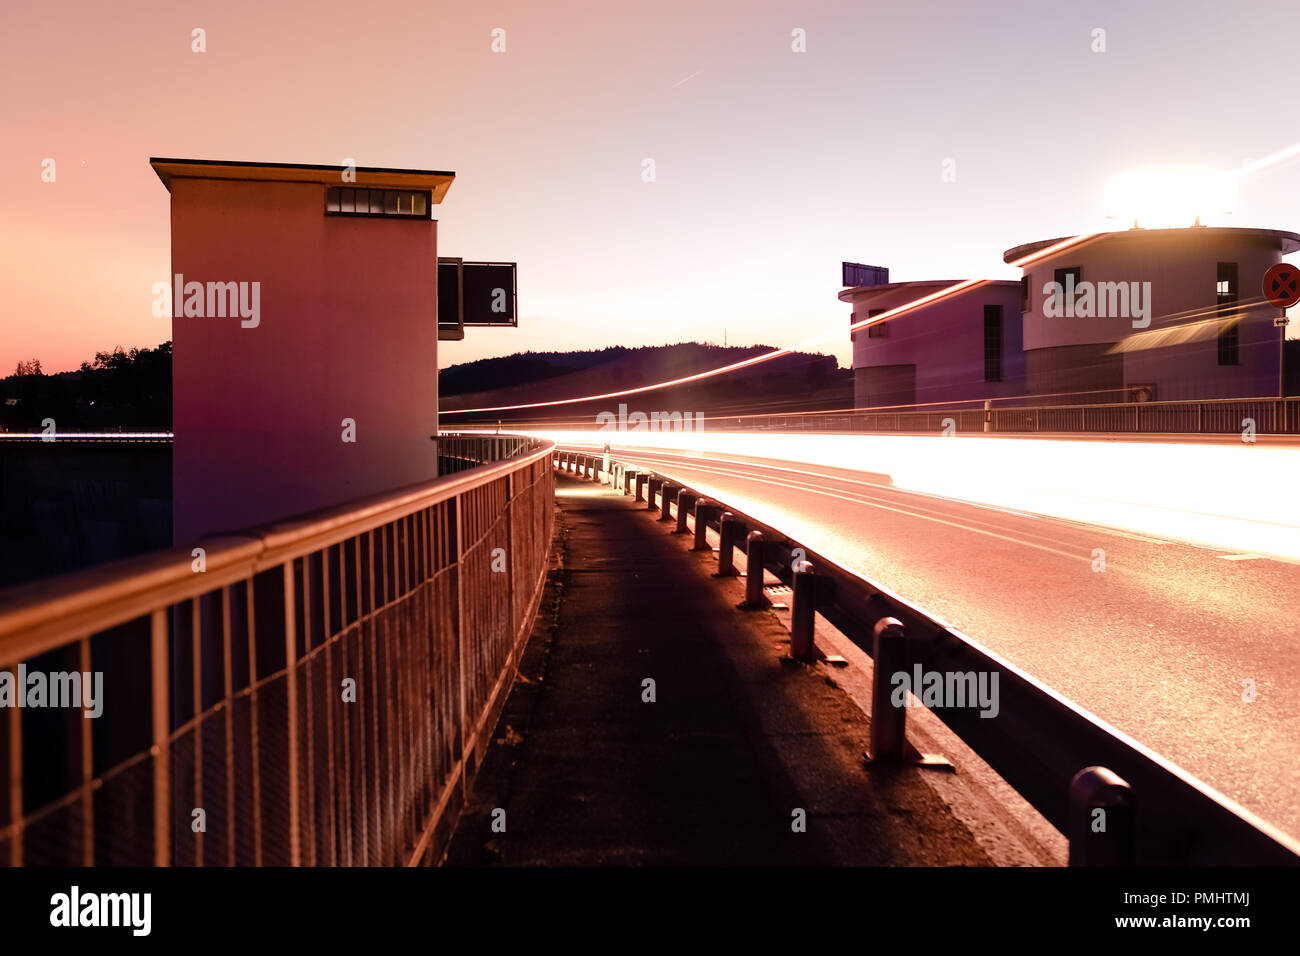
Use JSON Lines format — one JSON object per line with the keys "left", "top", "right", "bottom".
{"left": 847, "top": 281, "right": 1024, "bottom": 408}
{"left": 1019, "top": 229, "right": 1286, "bottom": 401}
{"left": 169, "top": 178, "right": 439, "bottom": 545}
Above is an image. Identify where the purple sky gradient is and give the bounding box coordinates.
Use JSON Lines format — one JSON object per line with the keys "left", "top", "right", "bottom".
{"left": 2, "top": 0, "right": 1297, "bottom": 376}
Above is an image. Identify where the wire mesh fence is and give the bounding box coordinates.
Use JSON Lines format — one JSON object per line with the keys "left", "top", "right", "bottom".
{"left": 0, "top": 438, "right": 555, "bottom": 866}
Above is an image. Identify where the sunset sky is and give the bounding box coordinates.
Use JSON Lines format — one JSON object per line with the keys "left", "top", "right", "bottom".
{"left": 2, "top": 0, "right": 1297, "bottom": 377}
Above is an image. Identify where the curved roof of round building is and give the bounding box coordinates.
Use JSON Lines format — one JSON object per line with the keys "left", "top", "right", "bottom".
{"left": 1003, "top": 226, "right": 1300, "bottom": 264}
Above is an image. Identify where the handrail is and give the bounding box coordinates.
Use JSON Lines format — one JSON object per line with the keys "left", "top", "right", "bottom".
{"left": 0, "top": 439, "right": 553, "bottom": 664}
{"left": 1, "top": 435, "right": 556, "bottom": 867}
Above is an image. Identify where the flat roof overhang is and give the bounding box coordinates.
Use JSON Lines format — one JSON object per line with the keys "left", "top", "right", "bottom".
{"left": 150, "top": 157, "right": 455, "bottom": 202}
{"left": 1003, "top": 226, "right": 1300, "bottom": 264}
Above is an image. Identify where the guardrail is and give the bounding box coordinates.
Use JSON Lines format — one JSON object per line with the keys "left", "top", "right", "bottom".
{"left": 736, "top": 396, "right": 1300, "bottom": 435}
{"left": 0, "top": 437, "right": 555, "bottom": 867}
{"left": 554, "top": 448, "right": 1300, "bottom": 866}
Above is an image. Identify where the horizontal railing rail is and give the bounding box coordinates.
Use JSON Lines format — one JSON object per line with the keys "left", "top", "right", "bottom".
{"left": 733, "top": 396, "right": 1300, "bottom": 435}
{"left": 558, "top": 447, "right": 1300, "bottom": 866}
{"left": 0, "top": 436, "right": 555, "bottom": 867}
{"left": 435, "top": 432, "right": 537, "bottom": 473}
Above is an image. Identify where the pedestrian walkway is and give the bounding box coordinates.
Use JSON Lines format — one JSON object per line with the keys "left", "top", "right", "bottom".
{"left": 444, "top": 473, "right": 1001, "bottom": 865}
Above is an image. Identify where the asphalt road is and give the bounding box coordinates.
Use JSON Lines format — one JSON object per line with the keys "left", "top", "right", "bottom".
{"left": 561, "top": 443, "right": 1300, "bottom": 841}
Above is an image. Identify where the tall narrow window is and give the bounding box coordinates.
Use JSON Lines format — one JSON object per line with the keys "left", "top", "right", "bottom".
{"left": 866, "top": 307, "right": 888, "bottom": 338}
{"left": 1020, "top": 274, "right": 1030, "bottom": 312}
{"left": 1217, "top": 261, "right": 1239, "bottom": 366}
{"left": 984, "top": 305, "right": 1003, "bottom": 382}
{"left": 1053, "top": 266, "right": 1082, "bottom": 313}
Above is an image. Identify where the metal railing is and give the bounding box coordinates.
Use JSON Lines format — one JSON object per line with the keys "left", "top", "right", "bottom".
{"left": 0, "top": 437, "right": 555, "bottom": 866}
{"left": 737, "top": 396, "right": 1300, "bottom": 435}
{"left": 560, "top": 449, "right": 1300, "bottom": 865}
{"left": 436, "top": 433, "right": 537, "bottom": 473}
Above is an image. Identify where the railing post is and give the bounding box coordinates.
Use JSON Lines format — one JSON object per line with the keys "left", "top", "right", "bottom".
{"left": 868, "top": 617, "right": 906, "bottom": 759}
{"left": 692, "top": 499, "right": 717, "bottom": 551}
{"left": 744, "top": 531, "right": 768, "bottom": 608}
{"left": 675, "top": 491, "right": 697, "bottom": 533}
{"left": 790, "top": 560, "right": 816, "bottom": 660}
{"left": 647, "top": 476, "right": 663, "bottom": 510}
{"left": 717, "top": 512, "right": 743, "bottom": 575}
{"left": 624, "top": 468, "right": 637, "bottom": 495}
{"left": 1068, "top": 767, "right": 1135, "bottom": 867}
{"left": 659, "top": 483, "right": 679, "bottom": 521}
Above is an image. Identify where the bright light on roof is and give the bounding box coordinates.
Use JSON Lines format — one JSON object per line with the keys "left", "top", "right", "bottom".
{"left": 1103, "top": 166, "right": 1237, "bottom": 229}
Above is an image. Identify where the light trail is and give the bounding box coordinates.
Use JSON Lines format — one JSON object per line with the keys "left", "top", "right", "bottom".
{"left": 444, "top": 139, "right": 1300, "bottom": 418}
{"left": 531, "top": 429, "right": 1300, "bottom": 560}
{"left": 442, "top": 234, "right": 1110, "bottom": 414}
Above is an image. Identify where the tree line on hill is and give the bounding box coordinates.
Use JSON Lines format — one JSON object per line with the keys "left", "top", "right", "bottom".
{"left": 1, "top": 343, "right": 173, "bottom": 431}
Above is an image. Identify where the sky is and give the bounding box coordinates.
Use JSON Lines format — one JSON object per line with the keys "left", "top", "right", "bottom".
{"left": 2, "top": 0, "right": 1298, "bottom": 377}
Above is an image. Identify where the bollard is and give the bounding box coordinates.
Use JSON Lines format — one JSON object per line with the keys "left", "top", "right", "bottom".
{"left": 692, "top": 499, "right": 717, "bottom": 551}
{"left": 717, "top": 512, "right": 744, "bottom": 575}
{"left": 790, "top": 560, "right": 816, "bottom": 660}
{"left": 659, "top": 483, "right": 679, "bottom": 521}
{"left": 635, "top": 473, "right": 649, "bottom": 502}
{"left": 744, "top": 531, "right": 768, "bottom": 607}
{"left": 1068, "top": 767, "right": 1135, "bottom": 867}
{"left": 675, "top": 491, "right": 697, "bottom": 534}
{"left": 869, "top": 617, "right": 907, "bottom": 759}
{"left": 647, "top": 476, "right": 663, "bottom": 510}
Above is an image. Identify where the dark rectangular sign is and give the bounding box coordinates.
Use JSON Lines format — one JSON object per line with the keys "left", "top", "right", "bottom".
{"left": 842, "top": 262, "right": 889, "bottom": 288}
{"left": 461, "top": 262, "right": 517, "bottom": 327}
{"left": 437, "top": 258, "right": 463, "bottom": 340}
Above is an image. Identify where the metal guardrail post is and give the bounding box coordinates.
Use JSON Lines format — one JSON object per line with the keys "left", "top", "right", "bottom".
{"left": 624, "top": 468, "right": 637, "bottom": 495}
{"left": 744, "top": 531, "right": 768, "bottom": 608}
{"left": 635, "top": 472, "right": 648, "bottom": 502}
{"left": 675, "top": 491, "right": 697, "bottom": 533}
{"left": 647, "top": 476, "right": 663, "bottom": 509}
{"left": 790, "top": 560, "right": 816, "bottom": 660}
{"left": 717, "top": 512, "right": 743, "bottom": 575}
{"left": 869, "top": 617, "right": 907, "bottom": 759}
{"left": 692, "top": 499, "right": 717, "bottom": 550}
{"left": 659, "top": 483, "right": 678, "bottom": 521}
{"left": 1068, "top": 767, "right": 1135, "bottom": 867}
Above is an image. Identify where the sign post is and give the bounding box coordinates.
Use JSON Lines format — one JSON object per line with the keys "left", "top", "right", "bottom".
{"left": 1262, "top": 263, "right": 1297, "bottom": 401}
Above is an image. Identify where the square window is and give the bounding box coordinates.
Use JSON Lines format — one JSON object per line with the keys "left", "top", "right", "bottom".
{"left": 339, "top": 188, "right": 355, "bottom": 213}
{"left": 325, "top": 187, "right": 340, "bottom": 213}
{"left": 412, "top": 192, "right": 428, "bottom": 217}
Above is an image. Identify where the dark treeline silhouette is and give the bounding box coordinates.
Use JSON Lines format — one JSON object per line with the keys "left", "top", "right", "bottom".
{"left": 440, "top": 342, "right": 853, "bottom": 424}
{"left": 1, "top": 342, "right": 173, "bottom": 431}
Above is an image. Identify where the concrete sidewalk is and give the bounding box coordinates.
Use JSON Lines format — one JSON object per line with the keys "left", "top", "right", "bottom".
{"left": 444, "top": 473, "right": 1047, "bottom": 865}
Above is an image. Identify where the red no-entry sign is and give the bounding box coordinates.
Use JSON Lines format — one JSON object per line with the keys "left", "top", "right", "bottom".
{"left": 1262, "top": 262, "right": 1300, "bottom": 309}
